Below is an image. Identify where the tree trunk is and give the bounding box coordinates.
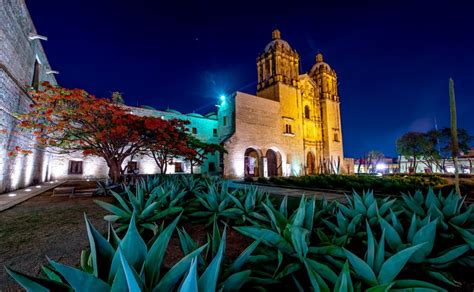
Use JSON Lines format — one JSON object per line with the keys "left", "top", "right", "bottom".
{"left": 449, "top": 78, "right": 461, "bottom": 195}
{"left": 107, "top": 159, "right": 123, "bottom": 183}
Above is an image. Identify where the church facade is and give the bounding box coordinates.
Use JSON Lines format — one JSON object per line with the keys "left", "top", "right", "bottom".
{"left": 0, "top": 1, "right": 348, "bottom": 193}
{"left": 219, "top": 30, "right": 346, "bottom": 178}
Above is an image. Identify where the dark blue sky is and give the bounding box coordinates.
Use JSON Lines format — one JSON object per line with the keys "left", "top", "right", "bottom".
{"left": 27, "top": 0, "right": 474, "bottom": 158}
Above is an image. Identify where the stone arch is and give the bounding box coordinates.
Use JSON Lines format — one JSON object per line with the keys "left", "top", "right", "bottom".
{"left": 244, "top": 147, "right": 261, "bottom": 177}
{"left": 265, "top": 147, "right": 283, "bottom": 177}
{"left": 307, "top": 151, "right": 316, "bottom": 175}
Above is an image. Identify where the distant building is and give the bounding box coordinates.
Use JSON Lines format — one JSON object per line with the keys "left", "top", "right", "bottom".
{"left": 354, "top": 157, "right": 399, "bottom": 174}
{"left": 0, "top": 3, "right": 350, "bottom": 192}
{"left": 399, "top": 149, "right": 473, "bottom": 174}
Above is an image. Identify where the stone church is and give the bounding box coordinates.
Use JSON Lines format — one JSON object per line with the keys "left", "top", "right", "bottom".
{"left": 219, "top": 29, "right": 346, "bottom": 178}
{"left": 0, "top": 1, "right": 348, "bottom": 193}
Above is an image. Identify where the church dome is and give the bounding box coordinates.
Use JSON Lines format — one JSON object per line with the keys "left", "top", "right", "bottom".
{"left": 264, "top": 29, "right": 293, "bottom": 52}
{"left": 309, "top": 53, "right": 332, "bottom": 74}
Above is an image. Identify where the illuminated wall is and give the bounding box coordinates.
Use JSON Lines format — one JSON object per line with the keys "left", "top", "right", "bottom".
{"left": 0, "top": 1, "right": 57, "bottom": 192}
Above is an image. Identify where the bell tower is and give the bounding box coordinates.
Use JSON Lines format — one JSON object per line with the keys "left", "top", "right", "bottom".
{"left": 309, "top": 53, "right": 344, "bottom": 162}
{"left": 256, "top": 29, "right": 299, "bottom": 101}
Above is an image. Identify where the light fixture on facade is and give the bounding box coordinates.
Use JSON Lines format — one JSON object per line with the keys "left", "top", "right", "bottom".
{"left": 28, "top": 33, "right": 48, "bottom": 41}
{"left": 46, "top": 69, "right": 59, "bottom": 75}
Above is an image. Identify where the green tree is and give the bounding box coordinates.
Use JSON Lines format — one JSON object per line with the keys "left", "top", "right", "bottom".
{"left": 396, "top": 132, "right": 434, "bottom": 173}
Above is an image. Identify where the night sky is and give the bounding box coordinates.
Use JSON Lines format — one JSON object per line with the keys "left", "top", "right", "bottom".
{"left": 27, "top": 0, "right": 474, "bottom": 158}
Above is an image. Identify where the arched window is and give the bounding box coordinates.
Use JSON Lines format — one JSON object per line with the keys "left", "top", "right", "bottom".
{"left": 304, "top": 105, "right": 310, "bottom": 119}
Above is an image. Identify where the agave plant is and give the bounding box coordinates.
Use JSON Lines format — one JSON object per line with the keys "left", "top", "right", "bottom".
{"left": 343, "top": 222, "right": 446, "bottom": 291}
{"left": 6, "top": 214, "right": 209, "bottom": 291}
{"left": 235, "top": 196, "right": 345, "bottom": 291}
{"left": 95, "top": 183, "right": 182, "bottom": 234}
{"left": 338, "top": 190, "right": 397, "bottom": 227}
{"left": 380, "top": 212, "right": 471, "bottom": 286}
{"left": 190, "top": 181, "right": 243, "bottom": 225}
{"left": 318, "top": 212, "right": 364, "bottom": 246}
{"left": 227, "top": 185, "right": 269, "bottom": 225}
{"left": 401, "top": 189, "right": 474, "bottom": 238}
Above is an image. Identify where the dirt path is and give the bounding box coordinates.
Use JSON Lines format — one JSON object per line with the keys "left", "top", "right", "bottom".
{"left": 0, "top": 186, "right": 113, "bottom": 291}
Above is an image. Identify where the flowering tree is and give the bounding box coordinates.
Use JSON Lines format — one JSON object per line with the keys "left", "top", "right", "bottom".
{"left": 19, "top": 82, "right": 176, "bottom": 182}
{"left": 147, "top": 119, "right": 193, "bottom": 174}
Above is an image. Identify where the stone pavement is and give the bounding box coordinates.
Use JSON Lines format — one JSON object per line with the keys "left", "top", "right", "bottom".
{"left": 0, "top": 181, "right": 64, "bottom": 212}
{"left": 228, "top": 181, "right": 346, "bottom": 202}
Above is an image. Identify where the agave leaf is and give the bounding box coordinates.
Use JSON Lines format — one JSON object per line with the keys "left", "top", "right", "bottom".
{"left": 228, "top": 239, "right": 261, "bottom": 274}
{"left": 347, "top": 214, "right": 362, "bottom": 234}
{"left": 377, "top": 243, "right": 425, "bottom": 284}
{"left": 366, "top": 222, "right": 375, "bottom": 269}
{"left": 393, "top": 279, "right": 447, "bottom": 291}
{"left": 198, "top": 227, "right": 226, "bottom": 292}
{"left": 379, "top": 217, "right": 402, "bottom": 252}
{"left": 291, "top": 226, "right": 309, "bottom": 259}
{"left": 425, "top": 244, "right": 470, "bottom": 264}
{"left": 379, "top": 199, "right": 396, "bottom": 216}
{"left": 234, "top": 226, "right": 294, "bottom": 255}
{"left": 304, "top": 259, "right": 330, "bottom": 292}
{"left": 109, "top": 190, "right": 132, "bottom": 213}
{"left": 125, "top": 187, "right": 141, "bottom": 212}
{"left": 178, "top": 258, "right": 198, "bottom": 292}
{"left": 304, "top": 197, "right": 316, "bottom": 231}
{"left": 84, "top": 214, "right": 115, "bottom": 281}
{"left": 155, "top": 245, "right": 208, "bottom": 292}
{"left": 410, "top": 219, "right": 437, "bottom": 263}
{"left": 49, "top": 258, "right": 111, "bottom": 291}
{"left": 367, "top": 201, "right": 378, "bottom": 218}
{"left": 41, "top": 265, "right": 63, "bottom": 283}
{"left": 365, "top": 283, "right": 394, "bottom": 292}
{"left": 450, "top": 208, "right": 472, "bottom": 226}
{"left": 426, "top": 271, "right": 461, "bottom": 287}
{"left": 279, "top": 196, "right": 288, "bottom": 218}
{"left": 95, "top": 200, "right": 131, "bottom": 218}
{"left": 118, "top": 250, "right": 142, "bottom": 291}
{"left": 334, "top": 261, "right": 353, "bottom": 292}
{"left": 139, "top": 202, "right": 160, "bottom": 219}
{"left": 292, "top": 196, "right": 307, "bottom": 227}
{"left": 227, "top": 193, "right": 244, "bottom": 210}
{"left": 406, "top": 214, "right": 417, "bottom": 243}
{"left": 305, "top": 258, "right": 338, "bottom": 284}
{"left": 148, "top": 207, "right": 182, "bottom": 221}
{"left": 109, "top": 215, "right": 147, "bottom": 282}
{"left": 343, "top": 248, "right": 377, "bottom": 285}
{"left": 452, "top": 225, "right": 474, "bottom": 249}
{"left": 5, "top": 266, "right": 70, "bottom": 291}
{"left": 374, "top": 230, "right": 386, "bottom": 274}
{"left": 425, "top": 188, "right": 440, "bottom": 210}
{"left": 222, "top": 270, "right": 252, "bottom": 292}
{"left": 308, "top": 246, "right": 345, "bottom": 258}
{"left": 275, "top": 263, "right": 302, "bottom": 279}
{"left": 143, "top": 214, "right": 181, "bottom": 287}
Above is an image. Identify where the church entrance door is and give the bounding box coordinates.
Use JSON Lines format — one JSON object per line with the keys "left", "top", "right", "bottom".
{"left": 266, "top": 149, "right": 278, "bottom": 177}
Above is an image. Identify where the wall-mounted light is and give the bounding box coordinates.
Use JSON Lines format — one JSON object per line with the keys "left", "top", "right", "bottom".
{"left": 28, "top": 33, "right": 48, "bottom": 41}
{"left": 46, "top": 69, "right": 59, "bottom": 75}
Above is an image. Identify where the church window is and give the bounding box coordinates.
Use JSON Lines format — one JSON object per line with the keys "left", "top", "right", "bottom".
{"left": 192, "top": 127, "right": 197, "bottom": 134}
{"left": 32, "top": 59, "right": 40, "bottom": 89}
{"left": 304, "top": 105, "right": 310, "bottom": 119}
{"left": 285, "top": 124, "right": 293, "bottom": 134}
{"left": 68, "top": 161, "right": 83, "bottom": 175}
{"left": 213, "top": 128, "right": 217, "bottom": 137}
{"left": 223, "top": 116, "right": 227, "bottom": 126}
{"left": 334, "top": 132, "right": 339, "bottom": 142}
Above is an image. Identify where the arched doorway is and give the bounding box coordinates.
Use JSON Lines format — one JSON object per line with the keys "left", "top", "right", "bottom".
{"left": 244, "top": 148, "right": 260, "bottom": 177}
{"left": 266, "top": 149, "right": 278, "bottom": 177}
{"left": 307, "top": 152, "right": 315, "bottom": 175}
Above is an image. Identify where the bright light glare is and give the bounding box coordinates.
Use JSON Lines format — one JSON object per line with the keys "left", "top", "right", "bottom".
{"left": 376, "top": 163, "right": 387, "bottom": 170}
{"left": 220, "top": 95, "right": 226, "bottom": 101}
{"left": 8, "top": 193, "right": 17, "bottom": 197}
{"left": 25, "top": 188, "right": 32, "bottom": 192}
{"left": 35, "top": 185, "right": 41, "bottom": 188}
